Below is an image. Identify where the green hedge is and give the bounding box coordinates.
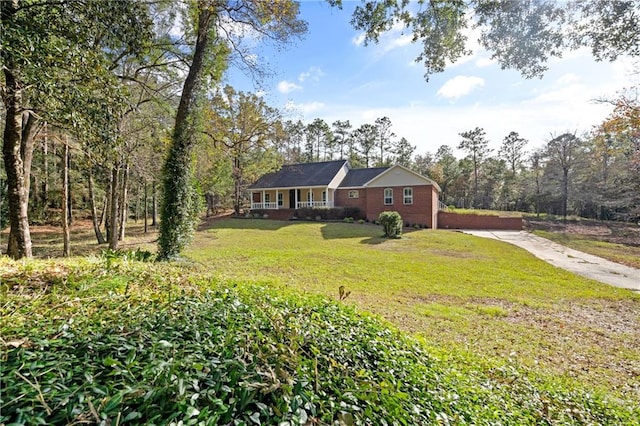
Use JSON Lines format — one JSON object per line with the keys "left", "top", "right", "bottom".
{"left": 2, "top": 259, "right": 638, "bottom": 425}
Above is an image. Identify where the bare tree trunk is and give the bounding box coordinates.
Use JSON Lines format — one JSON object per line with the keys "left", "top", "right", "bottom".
{"left": 144, "top": 179, "right": 148, "bottom": 234}
{"left": 118, "top": 162, "right": 128, "bottom": 241}
{"left": 104, "top": 173, "right": 112, "bottom": 242}
{"left": 562, "top": 169, "right": 569, "bottom": 221}
{"left": 99, "top": 195, "right": 107, "bottom": 229}
{"left": 41, "top": 122, "right": 48, "bottom": 210}
{"left": 2, "top": 57, "right": 32, "bottom": 258}
{"left": 21, "top": 112, "right": 42, "bottom": 200}
{"left": 61, "top": 137, "right": 70, "bottom": 257}
{"left": 109, "top": 165, "right": 120, "bottom": 250}
{"left": 134, "top": 181, "right": 140, "bottom": 224}
{"left": 151, "top": 179, "right": 157, "bottom": 226}
{"left": 66, "top": 147, "right": 72, "bottom": 226}
{"left": 88, "top": 168, "right": 106, "bottom": 244}
{"left": 158, "top": 6, "right": 215, "bottom": 259}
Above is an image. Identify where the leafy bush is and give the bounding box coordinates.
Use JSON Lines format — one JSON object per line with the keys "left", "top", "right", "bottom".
{"left": 379, "top": 211, "right": 403, "bottom": 238}
{"left": 2, "top": 259, "right": 638, "bottom": 425}
{"left": 295, "top": 207, "right": 364, "bottom": 221}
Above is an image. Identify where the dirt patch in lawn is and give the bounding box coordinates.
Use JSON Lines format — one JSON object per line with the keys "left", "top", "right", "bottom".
{"left": 385, "top": 293, "right": 640, "bottom": 397}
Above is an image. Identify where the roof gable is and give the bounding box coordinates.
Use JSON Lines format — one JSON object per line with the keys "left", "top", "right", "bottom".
{"left": 249, "top": 160, "right": 348, "bottom": 189}
{"left": 365, "top": 164, "right": 441, "bottom": 191}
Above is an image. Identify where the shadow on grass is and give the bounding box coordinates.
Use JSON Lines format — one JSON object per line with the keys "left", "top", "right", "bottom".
{"left": 198, "top": 217, "right": 297, "bottom": 232}
{"left": 359, "top": 236, "right": 387, "bottom": 245}
{"left": 320, "top": 222, "right": 383, "bottom": 241}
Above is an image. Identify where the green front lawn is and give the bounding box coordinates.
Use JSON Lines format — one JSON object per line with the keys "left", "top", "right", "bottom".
{"left": 188, "top": 219, "right": 640, "bottom": 400}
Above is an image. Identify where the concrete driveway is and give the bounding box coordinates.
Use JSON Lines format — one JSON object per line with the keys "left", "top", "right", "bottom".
{"left": 463, "top": 230, "right": 640, "bottom": 292}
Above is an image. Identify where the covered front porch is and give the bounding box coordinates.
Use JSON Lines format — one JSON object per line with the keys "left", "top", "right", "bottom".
{"left": 250, "top": 187, "right": 336, "bottom": 210}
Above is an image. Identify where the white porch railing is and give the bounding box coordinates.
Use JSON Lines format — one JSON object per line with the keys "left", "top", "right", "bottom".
{"left": 251, "top": 202, "right": 279, "bottom": 210}
{"left": 297, "top": 201, "right": 334, "bottom": 209}
{"left": 438, "top": 201, "right": 449, "bottom": 211}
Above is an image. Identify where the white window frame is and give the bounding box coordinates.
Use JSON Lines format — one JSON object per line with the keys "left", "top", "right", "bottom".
{"left": 384, "top": 188, "right": 393, "bottom": 205}
{"left": 403, "top": 187, "right": 413, "bottom": 205}
{"left": 307, "top": 191, "right": 313, "bottom": 202}
{"left": 322, "top": 191, "right": 327, "bottom": 202}
{"left": 264, "top": 193, "right": 270, "bottom": 203}
{"left": 348, "top": 190, "right": 359, "bottom": 199}
{"left": 277, "top": 192, "right": 283, "bottom": 207}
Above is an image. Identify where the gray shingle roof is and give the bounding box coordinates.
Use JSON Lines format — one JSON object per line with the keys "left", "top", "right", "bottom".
{"left": 248, "top": 160, "right": 348, "bottom": 189}
{"left": 338, "top": 167, "right": 389, "bottom": 187}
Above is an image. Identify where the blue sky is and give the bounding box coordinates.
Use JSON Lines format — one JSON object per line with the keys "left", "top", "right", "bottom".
{"left": 226, "top": 1, "right": 636, "bottom": 157}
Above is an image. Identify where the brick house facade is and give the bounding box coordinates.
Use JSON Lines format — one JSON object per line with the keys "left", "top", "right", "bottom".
{"left": 249, "top": 161, "right": 441, "bottom": 228}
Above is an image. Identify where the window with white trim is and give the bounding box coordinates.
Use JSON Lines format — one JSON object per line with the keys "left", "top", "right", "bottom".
{"left": 384, "top": 188, "right": 393, "bottom": 205}
{"left": 322, "top": 191, "right": 327, "bottom": 202}
{"left": 403, "top": 187, "right": 413, "bottom": 205}
{"left": 348, "top": 190, "right": 359, "bottom": 199}
{"left": 264, "top": 193, "right": 270, "bottom": 203}
{"left": 307, "top": 191, "right": 313, "bottom": 202}
{"left": 277, "top": 192, "right": 283, "bottom": 206}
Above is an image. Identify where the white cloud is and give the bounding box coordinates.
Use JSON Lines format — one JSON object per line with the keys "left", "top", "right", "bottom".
{"left": 277, "top": 80, "right": 302, "bottom": 94}
{"left": 254, "top": 89, "right": 267, "bottom": 98}
{"left": 285, "top": 100, "right": 325, "bottom": 115}
{"left": 383, "top": 33, "right": 413, "bottom": 53}
{"left": 352, "top": 33, "right": 366, "bottom": 47}
{"left": 298, "top": 66, "right": 325, "bottom": 83}
{"left": 356, "top": 21, "right": 415, "bottom": 58}
{"left": 475, "top": 56, "right": 496, "bottom": 68}
{"left": 437, "top": 76, "right": 485, "bottom": 99}
{"left": 557, "top": 73, "right": 580, "bottom": 85}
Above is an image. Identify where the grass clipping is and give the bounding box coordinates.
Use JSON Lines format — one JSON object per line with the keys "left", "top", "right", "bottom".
{"left": 1, "top": 257, "right": 638, "bottom": 425}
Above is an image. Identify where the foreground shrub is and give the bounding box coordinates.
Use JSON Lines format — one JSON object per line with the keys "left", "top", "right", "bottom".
{"left": 1, "top": 259, "right": 638, "bottom": 425}
{"left": 294, "top": 207, "right": 363, "bottom": 221}
{"left": 378, "top": 211, "right": 403, "bottom": 238}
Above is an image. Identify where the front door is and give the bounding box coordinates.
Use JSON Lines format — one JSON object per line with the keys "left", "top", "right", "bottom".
{"left": 289, "top": 189, "right": 295, "bottom": 209}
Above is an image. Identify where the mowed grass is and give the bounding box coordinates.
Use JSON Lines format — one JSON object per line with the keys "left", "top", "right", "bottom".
{"left": 534, "top": 229, "right": 640, "bottom": 269}
{"left": 188, "top": 219, "right": 640, "bottom": 400}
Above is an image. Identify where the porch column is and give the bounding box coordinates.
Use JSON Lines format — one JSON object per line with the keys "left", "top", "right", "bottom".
{"left": 250, "top": 191, "right": 254, "bottom": 209}
{"left": 262, "top": 190, "right": 265, "bottom": 209}
{"left": 275, "top": 189, "right": 279, "bottom": 209}
{"left": 309, "top": 188, "right": 312, "bottom": 207}
{"left": 295, "top": 188, "right": 298, "bottom": 209}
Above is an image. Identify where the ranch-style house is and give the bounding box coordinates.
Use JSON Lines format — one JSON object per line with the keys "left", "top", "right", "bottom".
{"left": 248, "top": 160, "right": 443, "bottom": 228}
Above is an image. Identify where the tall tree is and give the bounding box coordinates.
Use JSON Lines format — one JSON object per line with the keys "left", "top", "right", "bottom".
{"left": 458, "top": 127, "right": 491, "bottom": 207}
{"left": 353, "top": 124, "right": 377, "bottom": 168}
{"left": 332, "top": 120, "right": 352, "bottom": 160}
{"left": 393, "top": 137, "right": 415, "bottom": 167}
{"left": 374, "top": 116, "right": 395, "bottom": 165}
{"left": 499, "top": 131, "right": 528, "bottom": 174}
{"left": 546, "top": 132, "right": 582, "bottom": 220}
{"left": 204, "top": 85, "right": 282, "bottom": 215}
{"left": 158, "top": 1, "right": 306, "bottom": 260}
{"left": 304, "top": 118, "right": 332, "bottom": 162}
{"left": 282, "top": 120, "right": 306, "bottom": 163}
{"left": 498, "top": 131, "right": 528, "bottom": 210}
{"left": 0, "top": 0, "right": 152, "bottom": 259}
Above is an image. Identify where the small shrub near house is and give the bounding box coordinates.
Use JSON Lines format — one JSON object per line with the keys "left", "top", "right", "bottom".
{"left": 379, "top": 211, "right": 403, "bottom": 238}
{"left": 295, "top": 207, "right": 364, "bottom": 221}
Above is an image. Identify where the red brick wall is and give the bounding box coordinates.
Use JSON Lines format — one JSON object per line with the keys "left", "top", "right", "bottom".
{"left": 437, "top": 212, "right": 523, "bottom": 230}
{"left": 251, "top": 209, "right": 294, "bottom": 221}
{"left": 335, "top": 189, "right": 367, "bottom": 212}
{"left": 365, "top": 185, "right": 436, "bottom": 228}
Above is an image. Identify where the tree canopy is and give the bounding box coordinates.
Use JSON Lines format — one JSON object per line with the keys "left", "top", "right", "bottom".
{"left": 344, "top": 0, "right": 640, "bottom": 80}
